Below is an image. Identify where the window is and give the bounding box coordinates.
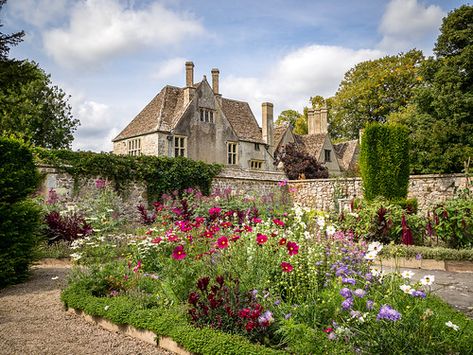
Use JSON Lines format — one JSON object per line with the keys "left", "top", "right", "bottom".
{"left": 128, "top": 138, "right": 141, "bottom": 156}
{"left": 254, "top": 143, "right": 260, "bottom": 151}
{"left": 249, "top": 160, "right": 263, "bottom": 170}
{"left": 174, "top": 136, "right": 187, "bottom": 157}
{"left": 227, "top": 142, "right": 238, "bottom": 165}
{"left": 324, "top": 149, "right": 331, "bottom": 162}
{"left": 199, "top": 108, "right": 215, "bottom": 123}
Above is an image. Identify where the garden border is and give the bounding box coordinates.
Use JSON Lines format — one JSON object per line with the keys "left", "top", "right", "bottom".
{"left": 67, "top": 308, "right": 192, "bottom": 354}
{"left": 377, "top": 258, "right": 473, "bottom": 273}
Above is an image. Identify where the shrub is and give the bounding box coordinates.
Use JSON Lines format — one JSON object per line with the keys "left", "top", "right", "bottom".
{"left": 360, "top": 123, "right": 410, "bottom": 201}
{"left": 276, "top": 142, "right": 329, "bottom": 180}
{"left": 44, "top": 210, "right": 93, "bottom": 244}
{"left": 0, "top": 137, "right": 42, "bottom": 287}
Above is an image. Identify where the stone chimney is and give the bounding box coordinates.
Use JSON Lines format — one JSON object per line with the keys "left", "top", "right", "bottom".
{"left": 320, "top": 104, "right": 328, "bottom": 134}
{"left": 262, "top": 102, "right": 274, "bottom": 149}
{"left": 184, "top": 61, "right": 195, "bottom": 106}
{"left": 307, "top": 108, "right": 315, "bottom": 134}
{"left": 211, "top": 68, "right": 220, "bottom": 95}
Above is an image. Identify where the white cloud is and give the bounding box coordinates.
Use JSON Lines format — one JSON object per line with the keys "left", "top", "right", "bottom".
{"left": 151, "top": 57, "right": 187, "bottom": 81}
{"left": 43, "top": 0, "right": 204, "bottom": 68}
{"left": 221, "top": 45, "right": 384, "bottom": 123}
{"left": 7, "top": 0, "right": 69, "bottom": 27}
{"left": 379, "top": 0, "right": 444, "bottom": 52}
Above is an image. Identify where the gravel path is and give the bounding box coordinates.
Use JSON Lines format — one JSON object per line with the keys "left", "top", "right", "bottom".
{"left": 0, "top": 264, "right": 172, "bottom": 355}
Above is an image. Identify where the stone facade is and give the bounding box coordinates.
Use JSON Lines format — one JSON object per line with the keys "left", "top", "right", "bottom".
{"left": 36, "top": 165, "right": 468, "bottom": 215}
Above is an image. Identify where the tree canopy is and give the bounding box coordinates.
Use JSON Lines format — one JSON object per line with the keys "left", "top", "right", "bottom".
{"left": 0, "top": 1, "right": 78, "bottom": 148}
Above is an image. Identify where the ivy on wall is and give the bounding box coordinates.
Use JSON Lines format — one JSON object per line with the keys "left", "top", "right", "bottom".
{"left": 34, "top": 148, "right": 222, "bottom": 202}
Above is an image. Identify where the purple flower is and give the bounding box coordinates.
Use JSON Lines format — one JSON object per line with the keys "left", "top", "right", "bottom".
{"left": 411, "top": 290, "right": 426, "bottom": 298}
{"left": 274, "top": 299, "right": 281, "bottom": 306}
{"left": 350, "top": 310, "right": 362, "bottom": 318}
{"left": 366, "top": 300, "right": 374, "bottom": 310}
{"left": 364, "top": 273, "right": 373, "bottom": 282}
{"left": 342, "top": 277, "right": 356, "bottom": 285}
{"left": 284, "top": 313, "right": 292, "bottom": 320}
{"left": 377, "top": 305, "right": 401, "bottom": 321}
{"left": 341, "top": 298, "right": 353, "bottom": 310}
{"left": 416, "top": 253, "right": 423, "bottom": 260}
{"left": 353, "top": 289, "right": 366, "bottom": 298}
{"left": 340, "top": 287, "right": 352, "bottom": 299}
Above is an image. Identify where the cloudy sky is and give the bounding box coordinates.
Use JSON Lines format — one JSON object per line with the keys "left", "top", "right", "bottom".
{"left": 3, "top": 0, "right": 467, "bottom": 151}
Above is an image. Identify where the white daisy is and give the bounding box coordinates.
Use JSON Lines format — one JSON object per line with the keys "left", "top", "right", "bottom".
{"left": 364, "top": 251, "right": 378, "bottom": 261}
{"left": 399, "top": 284, "right": 412, "bottom": 294}
{"left": 445, "top": 321, "right": 459, "bottom": 331}
{"left": 401, "top": 270, "right": 415, "bottom": 279}
{"left": 326, "top": 225, "right": 336, "bottom": 236}
{"left": 367, "top": 241, "right": 383, "bottom": 253}
{"left": 420, "top": 275, "right": 435, "bottom": 286}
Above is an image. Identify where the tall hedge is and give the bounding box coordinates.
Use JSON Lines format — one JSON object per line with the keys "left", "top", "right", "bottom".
{"left": 359, "top": 123, "right": 410, "bottom": 201}
{"left": 0, "top": 137, "right": 42, "bottom": 288}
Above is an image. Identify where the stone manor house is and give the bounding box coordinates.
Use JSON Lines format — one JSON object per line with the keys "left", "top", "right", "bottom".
{"left": 113, "top": 62, "right": 358, "bottom": 176}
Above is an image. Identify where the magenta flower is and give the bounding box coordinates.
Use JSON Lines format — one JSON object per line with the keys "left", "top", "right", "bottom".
{"left": 273, "top": 218, "right": 285, "bottom": 227}
{"left": 172, "top": 245, "right": 187, "bottom": 260}
{"left": 278, "top": 180, "right": 288, "bottom": 187}
{"left": 216, "top": 236, "right": 229, "bottom": 249}
{"left": 209, "top": 207, "right": 221, "bottom": 216}
{"left": 95, "top": 178, "right": 106, "bottom": 189}
{"left": 287, "top": 241, "right": 299, "bottom": 256}
{"left": 256, "top": 233, "right": 268, "bottom": 245}
{"left": 281, "top": 261, "right": 293, "bottom": 272}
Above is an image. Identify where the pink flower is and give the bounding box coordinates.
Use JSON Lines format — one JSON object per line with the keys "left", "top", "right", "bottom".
{"left": 273, "top": 218, "right": 285, "bottom": 227}
{"left": 151, "top": 237, "right": 162, "bottom": 244}
{"left": 216, "top": 236, "right": 229, "bottom": 249}
{"left": 279, "top": 238, "right": 287, "bottom": 245}
{"left": 287, "top": 241, "right": 299, "bottom": 256}
{"left": 251, "top": 217, "right": 262, "bottom": 224}
{"left": 168, "top": 235, "right": 179, "bottom": 243}
{"left": 95, "top": 178, "right": 106, "bottom": 189}
{"left": 281, "top": 261, "right": 293, "bottom": 273}
{"left": 278, "top": 180, "right": 288, "bottom": 187}
{"left": 133, "top": 260, "right": 142, "bottom": 273}
{"left": 256, "top": 233, "right": 268, "bottom": 245}
{"left": 244, "top": 225, "right": 253, "bottom": 232}
{"left": 209, "top": 207, "right": 221, "bottom": 216}
{"left": 172, "top": 245, "right": 187, "bottom": 260}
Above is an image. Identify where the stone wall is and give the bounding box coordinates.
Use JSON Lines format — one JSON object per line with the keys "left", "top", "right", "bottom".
{"left": 288, "top": 174, "right": 468, "bottom": 213}
{"left": 37, "top": 164, "right": 468, "bottom": 214}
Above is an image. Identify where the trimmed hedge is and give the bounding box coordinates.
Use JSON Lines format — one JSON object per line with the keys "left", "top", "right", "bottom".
{"left": 61, "top": 283, "right": 286, "bottom": 355}
{"left": 381, "top": 244, "right": 473, "bottom": 261}
{"left": 0, "top": 137, "right": 42, "bottom": 287}
{"left": 360, "top": 123, "right": 410, "bottom": 201}
{"left": 34, "top": 148, "right": 222, "bottom": 202}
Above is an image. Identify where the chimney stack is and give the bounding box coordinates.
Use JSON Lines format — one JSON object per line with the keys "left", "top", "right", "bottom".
{"left": 262, "top": 102, "right": 274, "bottom": 149}
{"left": 320, "top": 105, "right": 328, "bottom": 134}
{"left": 211, "top": 68, "right": 220, "bottom": 95}
{"left": 307, "top": 108, "right": 315, "bottom": 134}
{"left": 185, "top": 61, "right": 194, "bottom": 87}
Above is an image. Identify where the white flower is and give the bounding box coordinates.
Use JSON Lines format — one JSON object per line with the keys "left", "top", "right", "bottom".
{"left": 364, "top": 251, "right": 378, "bottom": 261}
{"left": 370, "top": 267, "right": 385, "bottom": 278}
{"left": 316, "top": 216, "right": 326, "bottom": 228}
{"left": 303, "top": 231, "right": 311, "bottom": 240}
{"left": 399, "top": 284, "right": 412, "bottom": 294}
{"left": 420, "top": 275, "right": 435, "bottom": 286}
{"left": 367, "top": 242, "right": 383, "bottom": 253}
{"left": 104, "top": 305, "right": 110, "bottom": 311}
{"left": 326, "top": 225, "right": 336, "bottom": 236}
{"left": 445, "top": 321, "right": 459, "bottom": 331}
{"left": 51, "top": 276, "right": 59, "bottom": 280}
{"left": 70, "top": 253, "right": 82, "bottom": 261}
{"left": 401, "top": 270, "right": 415, "bottom": 279}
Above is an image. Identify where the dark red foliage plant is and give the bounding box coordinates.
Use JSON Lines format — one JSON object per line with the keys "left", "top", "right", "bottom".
{"left": 275, "top": 142, "right": 329, "bottom": 180}
{"left": 45, "top": 211, "right": 93, "bottom": 244}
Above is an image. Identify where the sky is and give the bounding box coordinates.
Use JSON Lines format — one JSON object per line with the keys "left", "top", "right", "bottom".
{"left": 2, "top": 0, "right": 468, "bottom": 152}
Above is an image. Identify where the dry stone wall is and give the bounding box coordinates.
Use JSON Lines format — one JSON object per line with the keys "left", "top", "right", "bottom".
{"left": 36, "top": 165, "right": 468, "bottom": 214}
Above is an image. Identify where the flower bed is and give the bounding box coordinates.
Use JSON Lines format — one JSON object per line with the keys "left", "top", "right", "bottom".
{"left": 58, "top": 187, "right": 473, "bottom": 354}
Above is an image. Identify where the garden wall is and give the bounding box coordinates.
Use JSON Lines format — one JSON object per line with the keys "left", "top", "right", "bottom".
{"left": 37, "top": 165, "right": 468, "bottom": 213}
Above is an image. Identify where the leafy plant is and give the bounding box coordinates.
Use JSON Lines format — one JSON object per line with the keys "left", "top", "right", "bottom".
{"left": 44, "top": 210, "right": 93, "bottom": 244}
{"left": 276, "top": 142, "right": 328, "bottom": 180}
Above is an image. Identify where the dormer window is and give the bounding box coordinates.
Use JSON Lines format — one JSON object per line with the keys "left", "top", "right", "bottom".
{"left": 324, "top": 149, "right": 331, "bottom": 162}
{"left": 199, "top": 108, "right": 215, "bottom": 123}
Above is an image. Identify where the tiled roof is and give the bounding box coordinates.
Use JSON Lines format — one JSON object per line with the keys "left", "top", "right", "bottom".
{"left": 334, "top": 139, "right": 359, "bottom": 171}
{"left": 113, "top": 83, "right": 264, "bottom": 143}
{"left": 296, "top": 133, "right": 327, "bottom": 158}
{"left": 273, "top": 124, "right": 289, "bottom": 148}
{"left": 221, "top": 98, "right": 265, "bottom": 143}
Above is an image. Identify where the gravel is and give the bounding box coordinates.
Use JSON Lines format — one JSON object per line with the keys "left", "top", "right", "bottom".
{"left": 0, "top": 263, "right": 173, "bottom": 355}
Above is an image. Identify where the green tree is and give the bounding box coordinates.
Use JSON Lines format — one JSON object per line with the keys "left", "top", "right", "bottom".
{"left": 330, "top": 50, "right": 424, "bottom": 139}
{"left": 395, "top": 5, "right": 473, "bottom": 173}
{"left": 0, "top": 1, "right": 78, "bottom": 148}
{"left": 275, "top": 109, "right": 302, "bottom": 127}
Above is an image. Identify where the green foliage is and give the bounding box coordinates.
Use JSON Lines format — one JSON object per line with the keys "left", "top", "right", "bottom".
{"left": 0, "top": 137, "right": 41, "bottom": 203}
{"left": 61, "top": 282, "right": 284, "bottom": 355}
{"left": 380, "top": 244, "right": 473, "bottom": 261}
{"left": 34, "top": 148, "right": 222, "bottom": 202}
{"left": 396, "top": 6, "right": 473, "bottom": 173}
{"left": 0, "top": 0, "right": 24, "bottom": 60}
{"left": 330, "top": 50, "right": 424, "bottom": 140}
{"left": 0, "top": 137, "right": 42, "bottom": 287}
{"left": 360, "top": 123, "right": 410, "bottom": 201}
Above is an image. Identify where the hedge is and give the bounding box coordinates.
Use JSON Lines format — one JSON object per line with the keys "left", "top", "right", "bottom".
{"left": 359, "top": 123, "right": 410, "bottom": 201}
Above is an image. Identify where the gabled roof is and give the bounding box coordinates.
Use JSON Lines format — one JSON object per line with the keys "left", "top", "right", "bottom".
{"left": 334, "top": 139, "right": 359, "bottom": 171}
{"left": 295, "top": 133, "right": 328, "bottom": 159}
{"left": 221, "top": 98, "right": 264, "bottom": 143}
{"left": 273, "top": 124, "right": 289, "bottom": 148}
{"left": 113, "top": 82, "right": 265, "bottom": 143}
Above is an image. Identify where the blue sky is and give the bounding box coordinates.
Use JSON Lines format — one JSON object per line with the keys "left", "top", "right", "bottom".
{"left": 3, "top": 0, "right": 468, "bottom": 151}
